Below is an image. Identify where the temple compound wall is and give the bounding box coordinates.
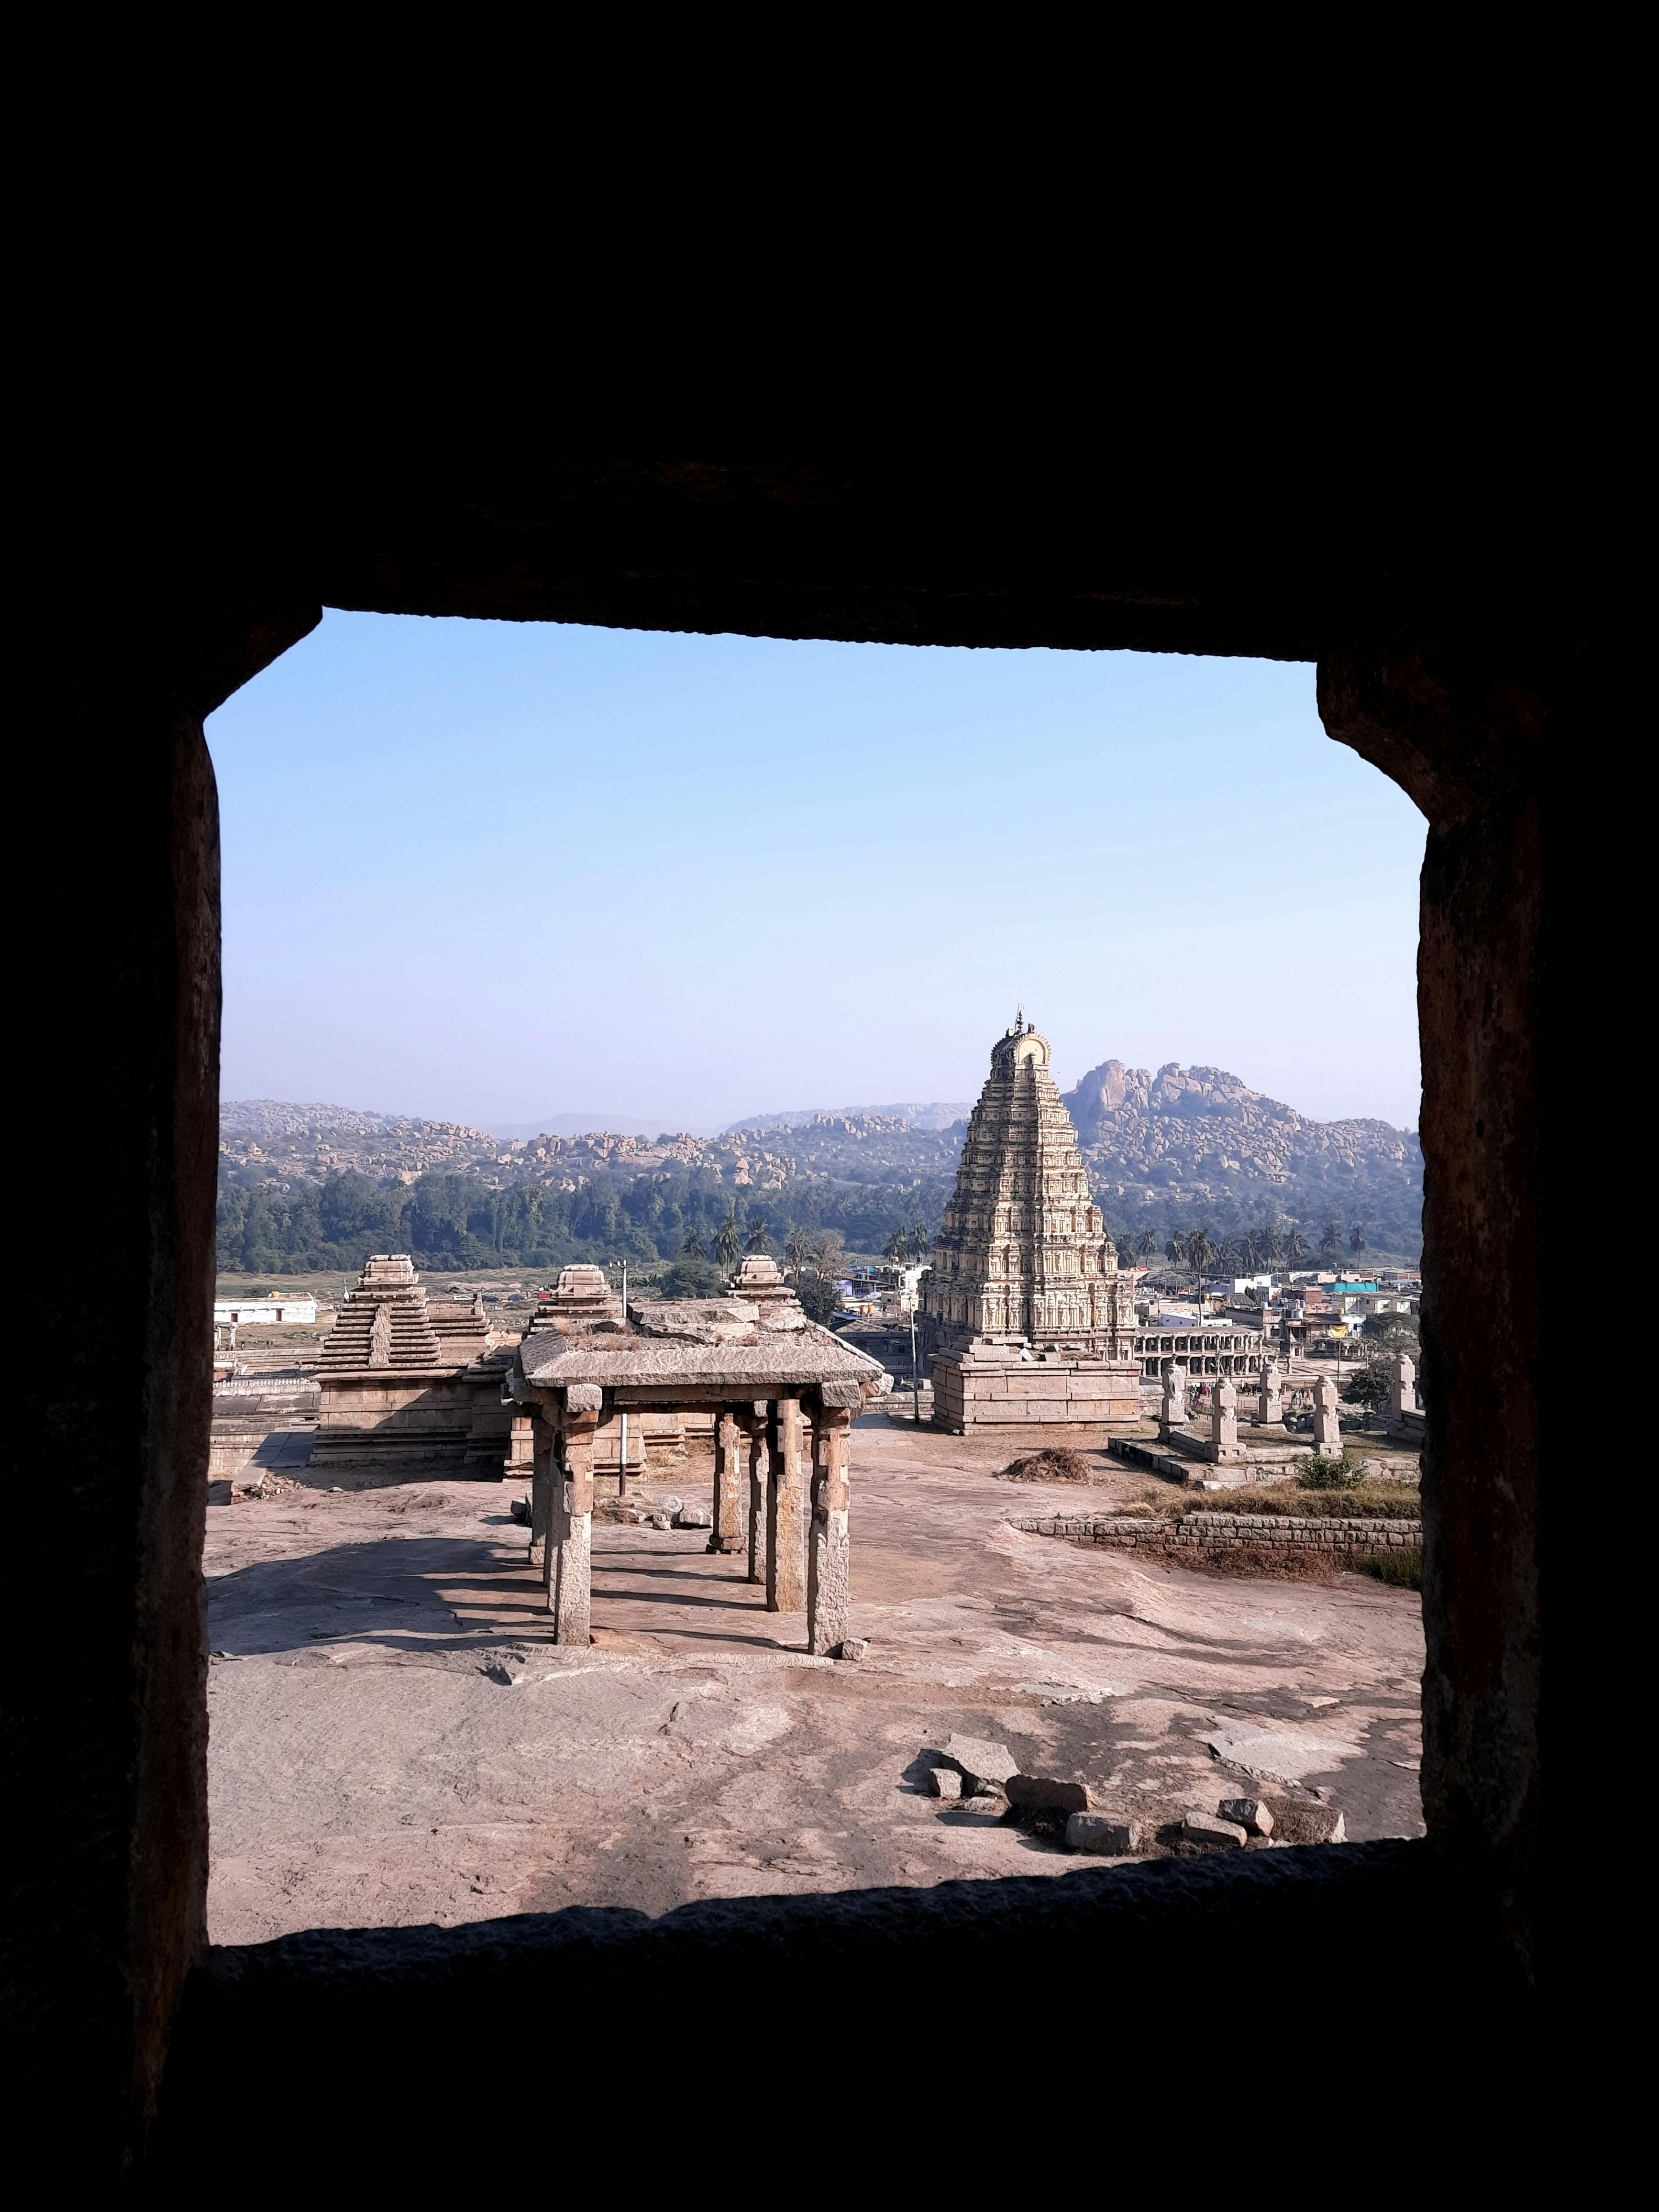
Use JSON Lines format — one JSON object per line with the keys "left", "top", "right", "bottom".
{"left": 314, "top": 1255, "right": 516, "bottom": 1473}
{"left": 921, "top": 1019, "right": 1141, "bottom": 1438}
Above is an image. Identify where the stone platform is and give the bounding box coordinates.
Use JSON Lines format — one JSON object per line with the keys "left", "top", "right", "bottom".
{"left": 929, "top": 1341, "right": 1141, "bottom": 1438}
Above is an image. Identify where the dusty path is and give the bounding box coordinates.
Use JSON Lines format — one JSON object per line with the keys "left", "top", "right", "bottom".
{"left": 205, "top": 1415, "right": 1423, "bottom": 1943}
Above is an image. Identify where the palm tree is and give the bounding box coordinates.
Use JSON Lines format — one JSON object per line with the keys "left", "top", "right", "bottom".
{"left": 714, "top": 1205, "right": 742, "bottom": 1272}
{"left": 1186, "top": 1226, "right": 1217, "bottom": 1310}
{"left": 1350, "top": 1223, "right": 1368, "bottom": 1260}
{"left": 1283, "top": 1226, "right": 1309, "bottom": 1270}
{"left": 1138, "top": 1229, "right": 1157, "bottom": 1264}
{"left": 909, "top": 1217, "right": 929, "bottom": 1260}
{"left": 745, "top": 1217, "right": 774, "bottom": 1256}
{"left": 1320, "top": 1218, "right": 1342, "bottom": 1266}
{"left": 679, "top": 1227, "right": 707, "bottom": 1262}
{"left": 784, "top": 1226, "right": 813, "bottom": 1283}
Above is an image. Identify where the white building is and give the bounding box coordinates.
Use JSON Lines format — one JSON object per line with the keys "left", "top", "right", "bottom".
{"left": 213, "top": 1293, "right": 318, "bottom": 1327}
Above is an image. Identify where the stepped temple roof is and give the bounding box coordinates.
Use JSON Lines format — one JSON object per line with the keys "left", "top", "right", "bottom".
{"left": 320, "top": 1255, "right": 443, "bottom": 1372}
{"left": 920, "top": 1018, "right": 1133, "bottom": 1350}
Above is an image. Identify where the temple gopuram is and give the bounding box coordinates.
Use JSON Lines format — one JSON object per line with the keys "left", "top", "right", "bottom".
{"left": 919, "top": 1017, "right": 1142, "bottom": 1438}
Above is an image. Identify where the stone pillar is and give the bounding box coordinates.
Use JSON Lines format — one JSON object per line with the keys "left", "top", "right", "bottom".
{"left": 767, "top": 1395, "right": 807, "bottom": 1614}
{"left": 808, "top": 1390, "right": 858, "bottom": 1655}
{"left": 529, "top": 1411, "right": 555, "bottom": 1567}
{"left": 547, "top": 1385, "right": 600, "bottom": 1644}
{"left": 507, "top": 1411, "right": 535, "bottom": 1482}
{"left": 710, "top": 1408, "right": 745, "bottom": 1555}
{"left": 743, "top": 1404, "right": 770, "bottom": 1586}
{"left": 1390, "top": 1353, "right": 1418, "bottom": 1427}
{"left": 1209, "top": 1377, "right": 1241, "bottom": 1460}
{"left": 1312, "top": 1374, "right": 1342, "bottom": 1456}
{"left": 1159, "top": 1363, "right": 1188, "bottom": 1441}
{"left": 1255, "top": 1360, "right": 1283, "bottom": 1426}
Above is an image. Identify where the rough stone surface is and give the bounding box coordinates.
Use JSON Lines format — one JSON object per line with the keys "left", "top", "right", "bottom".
{"left": 198, "top": 1419, "right": 1421, "bottom": 1945}
{"left": 928, "top": 1766, "right": 963, "bottom": 1800}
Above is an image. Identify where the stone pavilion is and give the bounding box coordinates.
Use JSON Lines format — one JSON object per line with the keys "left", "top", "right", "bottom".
{"left": 510, "top": 1256, "right": 888, "bottom": 1653}
{"left": 920, "top": 1018, "right": 1142, "bottom": 1438}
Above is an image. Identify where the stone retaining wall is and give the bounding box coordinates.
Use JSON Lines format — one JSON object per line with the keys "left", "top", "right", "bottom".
{"left": 1011, "top": 1512, "right": 1422, "bottom": 1555}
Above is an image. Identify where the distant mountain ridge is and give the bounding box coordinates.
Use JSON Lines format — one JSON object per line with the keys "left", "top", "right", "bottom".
{"left": 221, "top": 1056, "right": 1422, "bottom": 1252}
{"left": 1060, "top": 1059, "right": 1421, "bottom": 1250}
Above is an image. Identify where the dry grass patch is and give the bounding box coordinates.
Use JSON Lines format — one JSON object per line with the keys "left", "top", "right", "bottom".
{"left": 1199, "top": 1479, "right": 1420, "bottom": 1520}
{"left": 997, "top": 1448, "right": 1095, "bottom": 1483}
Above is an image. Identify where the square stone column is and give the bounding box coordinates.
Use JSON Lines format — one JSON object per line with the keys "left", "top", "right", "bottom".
{"left": 807, "top": 1388, "right": 858, "bottom": 1655}
{"left": 767, "top": 1396, "right": 807, "bottom": 1614}
{"left": 1254, "top": 1361, "right": 1283, "bottom": 1426}
{"left": 742, "top": 1404, "right": 770, "bottom": 1586}
{"left": 1312, "top": 1374, "right": 1342, "bottom": 1456}
{"left": 547, "top": 1385, "right": 600, "bottom": 1645}
{"left": 529, "top": 1411, "right": 555, "bottom": 1567}
{"left": 710, "top": 1409, "right": 745, "bottom": 1556}
{"left": 1208, "top": 1377, "right": 1244, "bottom": 1462}
{"left": 1390, "top": 1353, "right": 1417, "bottom": 1427}
{"left": 1159, "top": 1364, "right": 1188, "bottom": 1441}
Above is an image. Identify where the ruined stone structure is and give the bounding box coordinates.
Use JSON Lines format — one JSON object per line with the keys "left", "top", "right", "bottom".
{"left": 921, "top": 1019, "right": 1141, "bottom": 1437}
{"left": 511, "top": 1258, "right": 887, "bottom": 1653}
{"left": 314, "top": 1254, "right": 514, "bottom": 1472}
{"left": 1129, "top": 1324, "right": 1264, "bottom": 1377}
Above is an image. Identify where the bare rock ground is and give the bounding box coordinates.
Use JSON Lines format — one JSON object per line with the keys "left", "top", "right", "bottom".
{"left": 205, "top": 1415, "right": 1424, "bottom": 1943}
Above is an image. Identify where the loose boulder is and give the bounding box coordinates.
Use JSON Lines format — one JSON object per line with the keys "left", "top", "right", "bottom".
{"left": 1066, "top": 1813, "right": 1140, "bottom": 1855}
{"left": 1183, "top": 1810, "right": 1248, "bottom": 1847}
{"left": 1006, "top": 1774, "right": 1095, "bottom": 1815}
{"left": 1218, "top": 1796, "right": 1274, "bottom": 1837}
{"left": 929, "top": 1767, "right": 963, "bottom": 1800}
{"left": 939, "top": 1734, "right": 1020, "bottom": 1793}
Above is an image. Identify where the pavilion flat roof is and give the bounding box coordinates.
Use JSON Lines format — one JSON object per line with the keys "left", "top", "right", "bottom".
{"left": 517, "top": 1317, "right": 886, "bottom": 1395}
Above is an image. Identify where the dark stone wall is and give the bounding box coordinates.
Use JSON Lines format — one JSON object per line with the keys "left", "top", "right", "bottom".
{"left": 1319, "top": 638, "right": 1576, "bottom": 1979}
{"left": 9, "top": 460, "right": 1579, "bottom": 2172}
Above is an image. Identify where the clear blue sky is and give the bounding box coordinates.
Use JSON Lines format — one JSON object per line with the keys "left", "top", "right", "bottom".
{"left": 206, "top": 615, "right": 1426, "bottom": 1134}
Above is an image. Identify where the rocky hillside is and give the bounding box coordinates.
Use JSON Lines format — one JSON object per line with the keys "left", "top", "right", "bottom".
{"left": 1061, "top": 1060, "right": 1421, "bottom": 1250}
{"left": 221, "top": 1055, "right": 1422, "bottom": 1257}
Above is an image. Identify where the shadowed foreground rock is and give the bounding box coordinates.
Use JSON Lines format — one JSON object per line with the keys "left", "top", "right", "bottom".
{"left": 150, "top": 1842, "right": 1530, "bottom": 2181}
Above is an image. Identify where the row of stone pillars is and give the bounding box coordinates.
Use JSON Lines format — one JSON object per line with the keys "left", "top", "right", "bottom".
{"left": 523, "top": 1383, "right": 857, "bottom": 1655}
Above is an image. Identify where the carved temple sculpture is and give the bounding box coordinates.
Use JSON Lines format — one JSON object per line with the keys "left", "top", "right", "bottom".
{"left": 919, "top": 1018, "right": 1142, "bottom": 1437}
{"left": 509, "top": 1256, "right": 889, "bottom": 1652}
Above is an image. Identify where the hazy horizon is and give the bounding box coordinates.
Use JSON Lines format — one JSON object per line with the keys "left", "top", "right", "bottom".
{"left": 207, "top": 617, "right": 1426, "bottom": 1131}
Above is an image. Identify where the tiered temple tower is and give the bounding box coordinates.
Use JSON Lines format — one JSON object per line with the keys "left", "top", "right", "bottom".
{"left": 319, "top": 1254, "right": 442, "bottom": 1370}
{"left": 921, "top": 1019, "right": 1141, "bottom": 1437}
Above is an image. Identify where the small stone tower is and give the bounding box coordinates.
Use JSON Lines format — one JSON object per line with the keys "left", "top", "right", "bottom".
{"left": 320, "top": 1255, "right": 442, "bottom": 1370}
{"left": 920, "top": 1019, "right": 1140, "bottom": 1437}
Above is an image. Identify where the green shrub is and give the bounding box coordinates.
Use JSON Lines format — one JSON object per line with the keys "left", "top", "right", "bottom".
{"left": 1298, "top": 1455, "right": 1358, "bottom": 1489}
{"left": 1356, "top": 1545, "right": 1422, "bottom": 1590}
